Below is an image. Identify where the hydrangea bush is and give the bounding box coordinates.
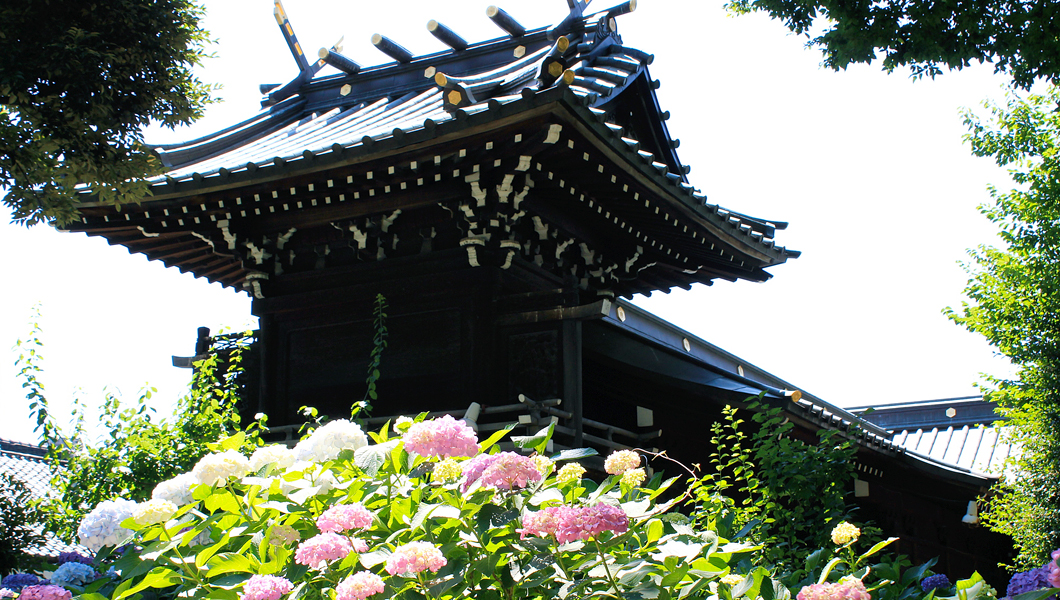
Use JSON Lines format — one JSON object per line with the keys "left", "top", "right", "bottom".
{"left": 54, "top": 417, "right": 765, "bottom": 600}
{"left": 7, "top": 414, "right": 1060, "bottom": 600}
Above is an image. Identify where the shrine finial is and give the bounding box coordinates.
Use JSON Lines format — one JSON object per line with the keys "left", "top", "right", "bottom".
{"left": 273, "top": 0, "right": 311, "bottom": 75}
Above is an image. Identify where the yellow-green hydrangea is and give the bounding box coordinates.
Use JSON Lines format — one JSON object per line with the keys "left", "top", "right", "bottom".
{"left": 556, "top": 463, "right": 586, "bottom": 484}
{"left": 133, "top": 499, "right": 178, "bottom": 526}
{"left": 620, "top": 467, "right": 647, "bottom": 487}
{"left": 721, "top": 574, "right": 745, "bottom": 587}
{"left": 433, "top": 458, "right": 463, "bottom": 482}
{"left": 831, "top": 521, "right": 860, "bottom": 546}
{"left": 533, "top": 455, "right": 554, "bottom": 476}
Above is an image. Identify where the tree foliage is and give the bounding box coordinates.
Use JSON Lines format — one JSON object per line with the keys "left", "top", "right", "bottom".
{"left": 694, "top": 401, "right": 858, "bottom": 577}
{"left": 0, "top": 0, "right": 214, "bottom": 226}
{"left": 15, "top": 308, "right": 262, "bottom": 542}
{"left": 0, "top": 472, "right": 46, "bottom": 576}
{"left": 947, "top": 85, "right": 1060, "bottom": 569}
{"left": 726, "top": 0, "right": 1060, "bottom": 89}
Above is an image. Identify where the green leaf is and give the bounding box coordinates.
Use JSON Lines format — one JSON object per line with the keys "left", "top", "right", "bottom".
{"left": 511, "top": 423, "right": 555, "bottom": 454}
{"left": 219, "top": 431, "right": 246, "bottom": 451}
{"left": 817, "top": 557, "right": 843, "bottom": 584}
{"left": 856, "top": 537, "right": 898, "bottom": 565}
{"left": 206, "top": 552, "right": 254, "bottom": 576}
{"left": 410, "top": 503, "right": 461, "bottom": 530}
{"left": 1012, "top": 589, "right": 1060, "bottom": 600}
{"left": 355, "top": 440, "right": 398, "bottom": 476}
{"left": 551, "top": 447, "right": 599, "bottom": 461}
{"left": 479, "top": 425, "right": 516, "bottom": 453}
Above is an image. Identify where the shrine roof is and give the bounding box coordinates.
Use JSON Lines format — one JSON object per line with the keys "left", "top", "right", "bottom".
{"left": 70, "top": 1, "right": 798, "bottom": 294}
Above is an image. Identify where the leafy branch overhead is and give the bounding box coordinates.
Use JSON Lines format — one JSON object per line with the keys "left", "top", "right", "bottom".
{"left": 0, "top": 0, "right": 215, "bottom": 226}
{"left": 726, "top": 0, "right": 1060, "bottom": 88}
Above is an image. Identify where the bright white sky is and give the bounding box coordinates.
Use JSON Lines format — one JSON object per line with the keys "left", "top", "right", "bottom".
{"left": 0, "top": 0, "right": 1020, "bottom": 444}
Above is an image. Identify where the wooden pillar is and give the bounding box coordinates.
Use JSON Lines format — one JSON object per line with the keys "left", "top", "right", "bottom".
{"left": 562, "top": 319, "right": 583, "bottom": 447}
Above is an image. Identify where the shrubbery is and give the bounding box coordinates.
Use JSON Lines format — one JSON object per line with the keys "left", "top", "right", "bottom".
{"left": 2, "top": 412, "right": 1041, "bottom": 600}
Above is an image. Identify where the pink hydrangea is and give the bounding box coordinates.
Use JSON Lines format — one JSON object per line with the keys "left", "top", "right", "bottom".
{"left": 241, "top": 575, "right": 294, "bottom": 600}
{"left": 797, "top": 580, "right": 872, "bottom": 600}
{"left": 464, "top": 452, "right": 543, "bottom": 491}
{"left": 461, "top": 454, "right": 497, "bottom": 491}
{"left": 18, "top": 587, "right": 72, "bottom": 600}
{"left": 294, "top": 533, "right": 355, "bottom": 568}
{"left": 385, "top": 541, "right": 447, "bottom": 576}
{"left": 1049, "top": 549, "right": 1060, "bottom": 588}
{"left": 317, "top": 503, "right": 374, "bottom": 533}
{"left": 403, "top": 415, "right": 479, "bottom": 459}
{"left": 555, "top": 503, "right": 629, "bottom": 544}
{"left": 519, "top": 506, "right": 574, "bottom": 539}
{"left": 336, "top": 571, "right": 386, "bottom": 600}
{"left": 352, "top": 538, "right": 370, "bottom": 553}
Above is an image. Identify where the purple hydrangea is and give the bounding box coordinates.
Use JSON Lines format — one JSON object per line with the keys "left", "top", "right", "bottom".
{"left": 922, "top": 574, "right": 952, "bottom": 592}
{"left": 1008, "top": 565, "right": 1052, "bottom": 597}
{"left": 57, "top": 552, "right": 94, "bottom": 566}
{"left": 1, "top": 574, "right": 44, "bottom": 591}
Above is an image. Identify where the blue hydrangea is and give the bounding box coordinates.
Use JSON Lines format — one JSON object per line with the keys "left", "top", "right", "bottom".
{"left": 1008, "top": 565, "right": 1052, "bottom": 597}
{"left": 49, "top": 563, "right": 98, "bottom": 587}
{"left": 922, "top": 574, "right": 952, "bottom": 592}
{"left": 1, "top": 573, "right": 43, "bottom": 591}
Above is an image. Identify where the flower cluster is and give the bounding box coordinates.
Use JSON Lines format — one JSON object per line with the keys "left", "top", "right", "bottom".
{"left": 830, "top": 522, "right": 860, "bottom": 546}
{"left": 336, "top": 572, "right": 385, "bottom": 600}
{"left": 56, "top": 552, "right": 93, "bottom": 566}
{"left": 317, "top": 503, "right": 374, "bottom": 533}
{"left": 433, "top": 458, "right": 463, "bottom": 482}
{"left": 556, "top": 463, "right": 585, "bottom": 484}
{"left": 621, "top": 468, "right": 647, "bottom": 487}
{"left": 294, "top": 533, "right": 354, "bottom": 568}
{"left": 249, "top": 445, "right": 296, "bottom": 473}
{"left": 77, "top": 498, "right": 138, "bottom": 552}
{"left": 604, "top": 450, "right": 640, "bottom": 475}
{"left": 49, "top": 563, "right": 97, "bottom": 587}
{"left": 294, "top": 420, "right": 368, "bottom": 462}
{"left": 268, "top": 524, "right": 301, "bottom": 546}
{"left": 17, "top": 587, "right": 72, "bottom": 600}
{"left": 521, "top": 502, "right": 629, "bottom": 544}
{"left": 240, "top": 575, "right": 293, "bottom": 600}
{"left": 1049, "top": 549, "right": 1060, "bottom": 589}
{"left": 1, "top": 575, "right": 42, "bottom": 592}
{"left": 463, "top": 452, "right": 543, "bottom": 491}
{"left": 921, "top": 574, "right": 952, "bottom": 592}
{"left": 519, "top": 506, "right": 570, "bottom": 539}
{"left": 152, "top": 473, "right": 198, "bottom": 506}
{"left": 1008, "top": 564, "right": 1052, "bottom": 596}
{"left": 385, "top": 542, "right": 447, "bottom": 576}
{"left": 797, "top": 580, "right": 871, "bottom": 600}
{"left": 721, "top": 574, "right": 745, "bottom": 586}
{"left": 403, "top": 414, "right": 479, "bottom": 458}
{"left": 192, "top": 450, "right": 251, "bottom": 486}
{"left": 556, "top": 503, "right": 629, "bottom": 543}
{"left": 133, "top": 498, "right": 178, "bottom": 526}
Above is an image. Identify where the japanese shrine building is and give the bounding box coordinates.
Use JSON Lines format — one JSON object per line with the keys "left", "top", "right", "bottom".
{"left": 64, "top": 0, "right": 1012, "bottom": 583}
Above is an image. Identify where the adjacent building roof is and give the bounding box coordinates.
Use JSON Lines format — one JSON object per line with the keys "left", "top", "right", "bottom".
{"left": 851, "top": 398, "right": 1014, "bottom": 476}
{"left": 0, "top": 439, "right": 86, "bottom": 557}
{"left": 66, "top": 0, "right": 797, "bottom": 297}
{"left": 608, "top": 301, "right": 1004, "bottom": 487}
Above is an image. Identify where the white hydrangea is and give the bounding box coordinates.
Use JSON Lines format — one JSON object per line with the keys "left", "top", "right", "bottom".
{"left": 191, "top": 450, "right": 251, "bottom": 486}
{"left": 133, "top": 499, "right": 178, "bottom": 526}
{"left": 78, "top": 498, "right": 138, "bottom": 552}
{"left": 152, "top": 472, "right": 198, "bottom": 506}
{"left": 249, "top": 445, "right": 296, "bottom": 472}
{"left": 293, "top": 419, "right": 368, "bottom": 462}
